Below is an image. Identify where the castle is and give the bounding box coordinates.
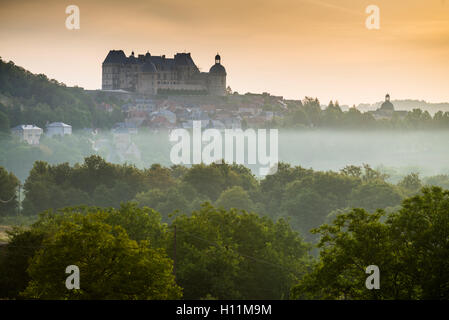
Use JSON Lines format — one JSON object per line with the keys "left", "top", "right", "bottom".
{"left": 102, "top": 50, "right": 227, "bottom": 96}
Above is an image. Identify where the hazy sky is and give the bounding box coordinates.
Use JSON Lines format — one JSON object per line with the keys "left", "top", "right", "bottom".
{"left": 1, "top": 0, "right": 448, "bottom": 105}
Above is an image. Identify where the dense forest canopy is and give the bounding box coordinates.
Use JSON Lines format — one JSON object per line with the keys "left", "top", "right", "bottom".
{"left": 2, "top": 156, "right": 449, "bottom": 242}
{"left": 1, "top": 158, "right": 448, "bottom": 299}
{"left": 0, "top": 58, "right": 124, "bottom": 130}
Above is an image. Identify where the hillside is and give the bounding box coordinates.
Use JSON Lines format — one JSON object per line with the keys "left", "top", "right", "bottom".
{"left": 0, "top": 58, "right": 124, "bottom": 131}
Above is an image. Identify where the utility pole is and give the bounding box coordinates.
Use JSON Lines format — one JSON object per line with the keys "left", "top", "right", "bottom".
{"left": 18, "top": 184, "right": 21, "bottom": 217}
{"left": 173, "top": 225, "right": 177, "bottom": 279}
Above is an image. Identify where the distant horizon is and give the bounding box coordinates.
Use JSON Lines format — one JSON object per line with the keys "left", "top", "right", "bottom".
{"left": 3, "top": 56, "right": 449, "bottom": 109}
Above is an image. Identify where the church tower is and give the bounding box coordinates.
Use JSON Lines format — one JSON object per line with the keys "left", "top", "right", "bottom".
{"left": 208, "top": 53, "right": 227, "bottom": 96}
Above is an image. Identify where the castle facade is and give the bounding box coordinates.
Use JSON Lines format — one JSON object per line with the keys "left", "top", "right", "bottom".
{"left": 102, "top": 50, "right": 227, "bottom": 96}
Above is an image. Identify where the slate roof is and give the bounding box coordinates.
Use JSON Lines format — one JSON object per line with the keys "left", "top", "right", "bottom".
{"left": 103, "top": 51, "right": 199, "bottom": 72}
{"left": 11, "top": 125, "right": 42, "bottom": 131}
{"left": 103, "top": 50, "right": 127, "bottom": 64}
{"left": 209, "top": 63, "right": 226, "bottom": 75}
{"left": 46, "top": 122, "right": 72, "bottom": 128}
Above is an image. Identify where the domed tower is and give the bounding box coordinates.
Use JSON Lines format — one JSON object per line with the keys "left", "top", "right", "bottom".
{"left": 208, "top": 53, "right": 227, "bottom": 96}
{"left": 380, "top": 93, "right": 394, "bottom": 111}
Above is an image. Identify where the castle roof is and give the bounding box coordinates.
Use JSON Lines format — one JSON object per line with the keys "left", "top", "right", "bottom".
{"left": 380, "top": 100, "right": 394, "bottom": 111}
{"left": 150, "top": 56, "right": 176, "bottom": 71}
{"left": 103, "top": 50, "right": 127, "bottom": 64}
{"left": 103, "top": 50, "right": 200, "bottom": 73}
{"left": 209, "top": 63, "right": 226, "bottom": 75}
{"left": 174, "top": 53, "right": 196, "bottom": 67}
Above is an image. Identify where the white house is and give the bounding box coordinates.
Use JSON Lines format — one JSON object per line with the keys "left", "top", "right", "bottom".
{"left": 11, "top": 125, "right": 43, "bottom": 145}
{"left": 46, "top": 122, "right": 72, "bottom": 137}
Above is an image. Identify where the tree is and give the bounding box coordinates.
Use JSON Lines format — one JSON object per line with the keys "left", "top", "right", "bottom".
{"left": 34, "top": 203, "right": 168, "bottom": 248}
{"left": 22, "top": 156, "right": 146, "bottom": 215}
{"left": 0, "top": 58, "right": 124, "bottom": 130}
{"left": 279, "top": 171, "right": 359, "bottom": 240}
{"left": 291, "top": 187, "right": 449, "bottom": 300}
{"left": 387, "top": 187, "right": 449, "bottom": 299}
{"left": 144, "top": 164, "right": 176, "bottom": 190}
{"left": 21, "top": 210, "right": 181, "bottom": 299}
{"left": 182, "top": 163, "right": 257, "bottom": 202}
{"left": 348, "top": 181, "right": 403, "bottom": 212}
{"left": 0, "top": 110, "right": 10, "bottom": 133}
{"left": 259, "top": 163, "right": 313, "bottom": 215}
{"left": 424, "top": 175, "right": 449, "bottom": 189}
{"left": 0, "top": 166, "right": 20, "bottom": 216}
{"left": 0, "top": 228, "right": 46, "bottom": 299}
{"left": 104, "top": 203, "right": 168, "bottom": 247}
{"left": 215, "top": 186, "right": 255, "bottom": 212}
{"left": 168, "top": 204, "right": 310, "bottom": 299}
{"left": 340, "top": 165, "right": 362, "bottom": 178}
{"left": 291, "top": 208, "right": 391, "bottom": 299}
{"left": 398, "top": 172, "right": 422, "bottom": 195}
{"left": 133, "top": 185, "right": 197, "bottom": 219}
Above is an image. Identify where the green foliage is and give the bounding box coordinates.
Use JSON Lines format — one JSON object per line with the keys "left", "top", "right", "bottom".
{"left": 348, "top": 181, "right": 403, "bottom": 212}
{"left": 2, "top": 155, "right": 449, "bottom": 300}
{"left": 182, "top": 163, "right": 257, "bottom": 201}
{"left": 168, "top": 203, "right": 311, "bottom": 299}
{"left": 22, "top": 156, "right": 146, "bottom": 215}
{"left": 19, "top": 156, "right": 415, "bottom": 249}
{"left": 1, "top": 202, "right": 311, "bottom": 300}
{"left": 22, "top": 213, "right": 181, "bottom": 299}
{"left": 33, "top": 203, "right": 166, "bottom": 247}
{"left": 0, "top": 205, "right": 180, "bottom": 300}
{"left": 424, "top": 174, "right": 449, "bottom": 189}
{"left": 291, "top": 187, "right": 449, "bottom": 300}
{"left": 215, "top": 186, "right": 255, "bottom": 212}
{"left": 0, "top": 228, "right": 45, "bottom": 298}
{"left": 0, "top": 166, "right": 20, "bottom": 216}
{"left": 134, "top": 185, "right": 198, "bottom": 219}
{"left": 0, "top": 110, "right": 10, "bottom": 133}
{"left": 398, "top": 172, "right": 422, "bottom": 195}
{"left": 280, "top": 97, "right": 449, "bottom": 129}
{"left": 0, "top": 58, "right": 124, "bottom": 130}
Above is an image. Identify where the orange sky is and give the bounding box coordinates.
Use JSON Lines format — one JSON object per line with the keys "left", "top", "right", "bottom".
{"left": 1, "top": 0, "right": 448, "bottom": 105}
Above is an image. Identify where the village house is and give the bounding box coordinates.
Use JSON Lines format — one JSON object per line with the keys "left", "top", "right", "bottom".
{"left": 11, "top": 125, "right": 43, "bottom": 145}
{"left": 46, "top": 122, "right": 72, "bottom": 137}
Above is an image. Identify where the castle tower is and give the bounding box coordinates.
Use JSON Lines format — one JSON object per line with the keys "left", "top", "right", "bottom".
{"left": 208, "top": 53, "right": 227, "bottom": 96}
{"left": 102, "top": 50, "right": 127, "bottom": 90}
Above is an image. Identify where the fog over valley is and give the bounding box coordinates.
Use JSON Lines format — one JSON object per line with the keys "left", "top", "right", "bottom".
{"left": 2, "top": 129, "right": 448, "bottom": 182}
